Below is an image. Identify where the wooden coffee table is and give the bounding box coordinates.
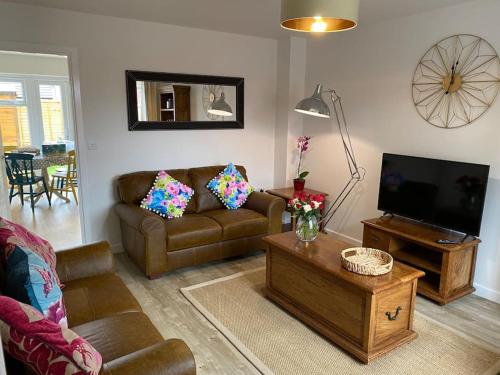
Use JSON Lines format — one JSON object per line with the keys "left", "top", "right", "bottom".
{"left": 263, "top": 232, "right": 424, "bottom": 364}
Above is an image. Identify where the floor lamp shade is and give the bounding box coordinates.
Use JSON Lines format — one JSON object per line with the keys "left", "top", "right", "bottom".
{"left": 281, "top": 0, "right": 359, "bottom": 33}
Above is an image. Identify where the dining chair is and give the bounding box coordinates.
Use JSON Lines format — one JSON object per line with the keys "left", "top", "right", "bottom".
{"left": 50, "top": 150, "right": 78, "bottom": 205}
{"left": 5, "top": 153, "right": 51, "bottom": 213}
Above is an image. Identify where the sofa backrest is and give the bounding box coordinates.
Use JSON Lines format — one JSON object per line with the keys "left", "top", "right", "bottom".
{"left": 116, "top": 165, "right": 247, "bottom": 214}
{"left": 116, "top": 169, "right": 195, "bottom": 214}
{"left": 188, "top": 165, "right": 247, "bottom": 213}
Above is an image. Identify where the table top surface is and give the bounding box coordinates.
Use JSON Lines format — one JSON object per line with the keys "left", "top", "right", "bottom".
{"left": 263, "top": 232, "right": 424, "bottom": 294}
{"left": 266, "top": 187, "right": 329, "bottom": 200}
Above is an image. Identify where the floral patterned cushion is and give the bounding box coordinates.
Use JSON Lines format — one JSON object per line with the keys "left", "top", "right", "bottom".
{"left": 0, "top": 217, "right": 59, "bottom": 286}
{"left": 5, "top": 246, "right": 67, "bottom": 328}
{"left": 207, "top": 163, "right": 254, "bottom": 210}
{"left": 0, "top": 296, "right": 102, "bottom": 375}
{"left": 140, "top": 171, "right": 194, "bottom": 219}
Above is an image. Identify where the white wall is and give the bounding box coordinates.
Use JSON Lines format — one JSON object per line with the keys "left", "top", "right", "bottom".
{"left": 302, "top": 0, "right": 500, "bottom": 301}
{"left": 0, "top": 51, "right": 68, "bottom": 76}
{"left": 0, "top": 2, "right": 277, "bottom": 249}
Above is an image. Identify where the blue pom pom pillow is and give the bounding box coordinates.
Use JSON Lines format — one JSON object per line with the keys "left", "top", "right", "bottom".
{"left": 207, "top": 163, "right": 254, "bottom": 210}
{"left": 140, "top": 171, "right": 194, "bottom": 218}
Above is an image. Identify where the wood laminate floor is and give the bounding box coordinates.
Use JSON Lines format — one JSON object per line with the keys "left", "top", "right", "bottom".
{"left": 115, "top": 250, "right": 500, "bottom": 375}
{"left": 9, "top": 193, "right": 81, "bottom": 251}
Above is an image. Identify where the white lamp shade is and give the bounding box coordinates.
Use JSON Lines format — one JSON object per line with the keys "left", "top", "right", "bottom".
{"left": 281, "top": 0, "right": 359, "bottom": 33}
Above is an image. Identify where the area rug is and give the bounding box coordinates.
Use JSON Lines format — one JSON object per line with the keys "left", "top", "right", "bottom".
{"left": 181, "top": 268, "right": 500, "bottom": 375}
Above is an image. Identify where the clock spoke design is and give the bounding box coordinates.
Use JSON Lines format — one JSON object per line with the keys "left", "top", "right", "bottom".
{"left": 412, "top": 34, "right": 500, "bottom": 128}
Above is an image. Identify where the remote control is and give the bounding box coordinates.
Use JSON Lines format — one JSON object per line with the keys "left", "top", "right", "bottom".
{"left": 436, "top": 239, "right": 459, "bottom": 244}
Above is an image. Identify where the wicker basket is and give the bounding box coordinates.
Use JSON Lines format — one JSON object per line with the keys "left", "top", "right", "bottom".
{"left": 341, "top": 247, "right": 393, "bottom": 276}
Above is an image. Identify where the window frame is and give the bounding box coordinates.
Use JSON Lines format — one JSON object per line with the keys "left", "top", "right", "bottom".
{"left": 0, "top": 73, "right": 73, "bottom": 148}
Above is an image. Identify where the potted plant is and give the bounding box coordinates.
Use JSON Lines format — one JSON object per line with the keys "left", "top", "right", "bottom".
{"left": 288, "top": 191, "right": 325, "bottom": 242}
{"left": 294, "top": 136, "right": 311, "bottom": 191}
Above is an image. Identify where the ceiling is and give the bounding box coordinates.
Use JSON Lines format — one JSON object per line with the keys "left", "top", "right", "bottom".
{"left": 5, "top": 0, "right": 476, "bottom": 39}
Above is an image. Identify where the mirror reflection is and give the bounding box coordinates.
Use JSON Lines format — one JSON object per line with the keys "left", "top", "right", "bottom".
{"left": 135, "top": 82, "right": 236, "bottom": 122}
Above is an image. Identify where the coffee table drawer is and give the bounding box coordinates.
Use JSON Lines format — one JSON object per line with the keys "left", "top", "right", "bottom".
{"left": 373, "top": 281, "right": 413, "bottom": 346}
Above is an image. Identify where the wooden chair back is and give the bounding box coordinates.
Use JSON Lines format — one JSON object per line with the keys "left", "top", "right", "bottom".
{"left": 4, "top": 153, "right": 35, "bottom": 185}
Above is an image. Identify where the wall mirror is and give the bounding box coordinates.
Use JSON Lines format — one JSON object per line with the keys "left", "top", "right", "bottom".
{"left": 126, "top": 71, "right": 244, "bottom": 130}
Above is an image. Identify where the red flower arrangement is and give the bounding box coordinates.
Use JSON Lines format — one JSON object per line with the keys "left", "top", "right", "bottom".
{"left": 288, "top": 191, "right": 325, "bottom": 220}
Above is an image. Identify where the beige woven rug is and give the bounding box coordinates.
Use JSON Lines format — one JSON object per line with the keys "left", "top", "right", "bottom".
{"left": 181, "top": 268, "right": 500, "bottom": 375}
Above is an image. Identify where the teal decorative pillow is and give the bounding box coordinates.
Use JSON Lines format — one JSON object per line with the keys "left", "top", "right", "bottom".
{"left": 5, "top": 246, "right": 67, "bottom": 328}
{"left": 207, "top": 163, "right": 254, "bottom": 210}
{"left": 140, "top": 171, "right": 194, "bottom": 218}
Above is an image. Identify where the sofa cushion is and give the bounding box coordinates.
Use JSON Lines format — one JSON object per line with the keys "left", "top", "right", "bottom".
{"left": 140, "top": 171, "right": 194, "bottom": 219}
{"left": 203, "top": 209, "right": 268, "bottom": 241}
{"left": 165, "top": 214, "right": 222, "bottom": 252}
{"left": 206, "top": 163, "right": 254, "bottom": 210}
{"left": 0, "top": 296, "right": 102, "bottom": 375}
{"left": 189, "top": 165, "right": 247, "bottom": 213}
{"left": 63, "top": 274, "right": 142, "bottom": 327}
{"left": 71, "top": 312, "right": 163, "bottom": 363}
{"left": 5, "top": 246, "right": 67, "bottom": 328}
{"left": 117, "top": 170, "right": 195, "bottom": 214}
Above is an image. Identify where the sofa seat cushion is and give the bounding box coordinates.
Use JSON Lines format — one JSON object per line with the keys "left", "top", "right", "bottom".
{"left": 203, "top": 209, "right": 268, "bottom": 241}
{"left": 165, "top": 214, "right": 222, "bottom": 252}
{"left": 63, "top": 274, "right": 142, "bottom": 327}
{"left": 71, "top": 312, "right": 163, "bottom": 363}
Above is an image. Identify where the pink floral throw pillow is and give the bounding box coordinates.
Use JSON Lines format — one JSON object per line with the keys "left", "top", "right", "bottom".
{"left": 0, "top": 217, "right": 59, "bottom": 283}
{"left": 0, "top": 296, "right": 102, "bottom": 375}
{"left": 140, "top": 170, "right": 194, "bottom": 219}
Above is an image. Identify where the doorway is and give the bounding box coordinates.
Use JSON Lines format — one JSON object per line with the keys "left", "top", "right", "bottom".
{"left": 0, "top": 50, "right": 82, "bottom": 250}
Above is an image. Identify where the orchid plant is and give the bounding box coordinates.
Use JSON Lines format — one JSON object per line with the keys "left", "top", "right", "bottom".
{"left": 296, "top": 136, "right": 311, "bottom": 181}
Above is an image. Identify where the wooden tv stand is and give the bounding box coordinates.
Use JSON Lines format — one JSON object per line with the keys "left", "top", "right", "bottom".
{"left": 362, "top": 216, "right": 480, "bottom": 305}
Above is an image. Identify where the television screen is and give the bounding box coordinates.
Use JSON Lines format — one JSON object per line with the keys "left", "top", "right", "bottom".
{"left": 378, "top": 153, "right": 490, "bottom": 236}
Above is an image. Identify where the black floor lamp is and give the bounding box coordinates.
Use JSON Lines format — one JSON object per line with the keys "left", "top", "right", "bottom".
{"left": 295, "top": 84, "right": 366, "bottom": 228}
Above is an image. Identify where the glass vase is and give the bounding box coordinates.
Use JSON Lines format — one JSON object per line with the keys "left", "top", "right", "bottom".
{"left": 295, "top": 215, "right": 319, "bottom": 242}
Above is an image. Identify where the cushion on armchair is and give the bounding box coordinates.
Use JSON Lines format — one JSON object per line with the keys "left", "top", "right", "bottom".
{"left": 0, "top": 296, "right": 102, "bottom": 375}
{"left": 0, "top": 217, "right": 58, "bottom": 283}
{"left": 140, "top": 171, "right": 194, "bottom": 219}
{"left": 5, "top": 246, "right": 67, "bottom": 328}
{"left": 207, "top": 163, "right": 254, "bottom": 210}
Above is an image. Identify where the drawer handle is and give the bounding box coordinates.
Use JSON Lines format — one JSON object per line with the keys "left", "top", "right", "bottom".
{"left": 385, "top": 306, "right": 402, "bottom": 321}
{"left": 370, "top": 235, "right": 380, "bottom": 241}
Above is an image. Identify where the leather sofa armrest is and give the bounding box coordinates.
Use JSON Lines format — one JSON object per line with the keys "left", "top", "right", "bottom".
{"left": 101, "top": 339, "right": 196, "bottom": 375}
{"left": 56, "top": 241, "right": 114, "bottom": 284}
{"left": 115, "top": 203, "right": 166, "bottom": 235}
{"left": 245, "top": 192, "right": 286, "bottom": 234}
{"left": 115, "top": 203, "right": 168, "bottom": 278}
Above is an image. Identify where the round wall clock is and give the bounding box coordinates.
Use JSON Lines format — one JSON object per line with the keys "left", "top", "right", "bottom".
{"left": 202, "top": 85, "right": 222, "bottom": 120}
{"left": 412, "top": 34, "right": 500, "bottom": 129}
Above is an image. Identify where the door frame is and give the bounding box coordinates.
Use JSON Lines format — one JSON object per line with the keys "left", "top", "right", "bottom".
{"left": 0, "top": 41, "right": 89, "bottom": 244}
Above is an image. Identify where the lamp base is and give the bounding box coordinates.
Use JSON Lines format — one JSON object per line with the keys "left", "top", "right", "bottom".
{"left": 293, "top": 179, "right": 305, "bottom": 191}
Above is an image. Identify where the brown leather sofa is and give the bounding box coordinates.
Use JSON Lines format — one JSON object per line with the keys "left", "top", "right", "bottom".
{"left": 4, "top": 241, "right": 196, "bottom": 375}
{"left": 115, "top": 165, "right": 285, "bottom": 279}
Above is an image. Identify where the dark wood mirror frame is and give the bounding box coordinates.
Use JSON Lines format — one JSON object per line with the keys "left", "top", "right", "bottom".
{"left": 126, "top": 70, "right": 244, "bottom": 131}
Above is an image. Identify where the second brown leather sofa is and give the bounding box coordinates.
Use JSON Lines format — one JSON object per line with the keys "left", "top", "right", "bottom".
{"left": 115, "top": 165, "right": 285, "bottom": 279}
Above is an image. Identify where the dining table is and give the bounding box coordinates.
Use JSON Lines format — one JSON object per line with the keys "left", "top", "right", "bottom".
{"left": 30, "top": 153, "right": 70, "bottom": 203}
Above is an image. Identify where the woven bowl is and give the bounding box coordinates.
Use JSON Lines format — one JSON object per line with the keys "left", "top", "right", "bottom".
{"left": 341, "top": 247, "right": 393, "bottom": 276}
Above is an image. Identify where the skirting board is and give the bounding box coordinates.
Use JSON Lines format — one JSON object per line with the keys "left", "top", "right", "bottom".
{"left": 324, "top": 228, "right": 500, "bottom": 304}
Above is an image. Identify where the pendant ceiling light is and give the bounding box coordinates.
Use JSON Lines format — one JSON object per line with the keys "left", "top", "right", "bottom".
{"left": 281, "top": 0, "right": 359, "bottom": 33}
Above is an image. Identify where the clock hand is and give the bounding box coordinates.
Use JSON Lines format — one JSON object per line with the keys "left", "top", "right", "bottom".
{"left": 445, "top": 60, "right": 459, "bottom": 95}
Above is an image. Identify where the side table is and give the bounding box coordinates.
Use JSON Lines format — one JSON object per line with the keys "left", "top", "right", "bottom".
{"left": 266, "top": 187, "right": 329, "bottom": 232}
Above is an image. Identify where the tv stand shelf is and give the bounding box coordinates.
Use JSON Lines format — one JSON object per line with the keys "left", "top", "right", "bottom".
{"left": 362, "top": 216, "right": 480, "bottom": 305}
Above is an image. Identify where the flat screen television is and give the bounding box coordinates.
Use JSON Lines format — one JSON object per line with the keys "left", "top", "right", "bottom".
{"left": 378, "top": 153, "right": 490, "bottom": 237}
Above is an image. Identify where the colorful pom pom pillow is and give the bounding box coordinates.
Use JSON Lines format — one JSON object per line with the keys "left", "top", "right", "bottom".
{"left": 207, "top": 163, "right": 254, "bottom": 210}
{"left": 0, "top": 296, "right": 102, "bottom": 375}
{"left": 0, "top": 217, "right": 58, "bottom": 281}
{"left": 5, "top": 246, "right": 67, "bottom": 328}
{"left": 140, "top": 170, "right": 194, "bottom": 218}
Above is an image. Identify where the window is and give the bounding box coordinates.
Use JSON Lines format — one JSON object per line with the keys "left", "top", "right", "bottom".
{"left": 0, "top": 80, "right": 31, "bottom": 147}
{"left": 0, "top": 75, "right": 72, "bottom": 149}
